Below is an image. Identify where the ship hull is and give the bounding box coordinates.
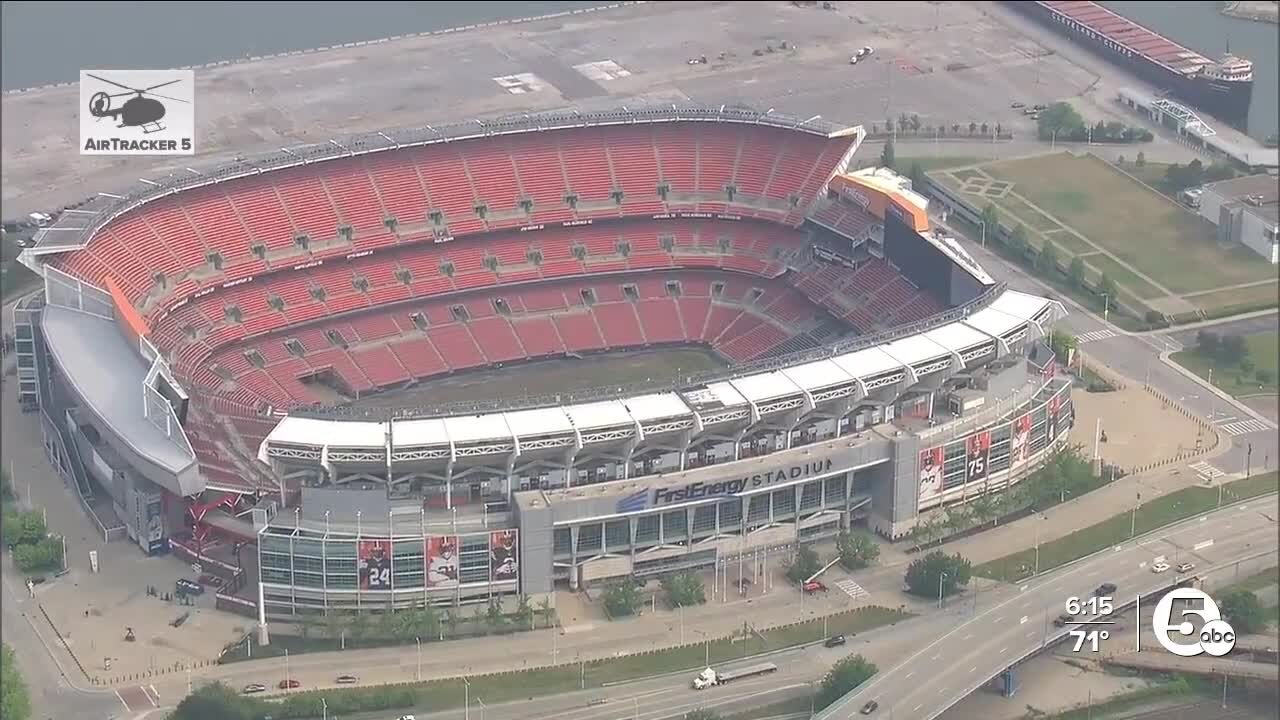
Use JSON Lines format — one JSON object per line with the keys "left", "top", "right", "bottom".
{"left": 1008, "top": 2, "right": 1253, "bottom": 130}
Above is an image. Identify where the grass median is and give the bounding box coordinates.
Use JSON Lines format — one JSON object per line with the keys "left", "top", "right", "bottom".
{"left": 257, "top": 605, "right": 911, "bottom": 718}
{"left": 975, "top": 472, "right": 1279, "bottom": 582}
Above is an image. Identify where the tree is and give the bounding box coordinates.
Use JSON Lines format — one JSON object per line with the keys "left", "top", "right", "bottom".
{"left": 603, "top": 580, "right": 643, "bottom": 617}
{"left": 904, "top": 551, "right": 971, "bottom": 599}
{"left": 514, "top": 594, "right": 535, "bottom": 630}
{"left": 1219, "top": 334, "right": 1247, "bottom": 364}
{"left": 1116, "top": 155, "right": 1125, "bottom": 166}
{"left": 1196, "top": 330, "right": 1221, "bottom": 357}
{"left": 995, "top": 122, "right": 1003, "bottom": 137}
{"left": 1036, "top": 241, "right": 1060, "bottom": 275}
{"left": 1144, "top": 310, "right": 1167, "bottom": 328}
{"left": 836, "top": 531, "right": 881, "bottom": 570}
{"left": 1, "top": 509, "right": 46, "bottom": 548}
{"left": 898, "top": 113, "right": 910, "bottom": 134}
{"left": 485, "top": 598, "right": 506, "bottom": 632}
{"left": 1219, "top": 590, "right": 1268, "bottom": 634}
{"left": 662, "top": 572, "right": 707, "bottom": 607}
{"left": 980, "top": 122, "right": 989, "bottom": 135}
{"left": 170, "top": 682, "right": 260, "bottom": 720}
{"left": 909, "top": 113, "right": 922, "bottom": 133}
{"left": 1049, "top": 332, "right": 1077, "bottom": 366}
{"left": 1097, "top": 273, "right": 1118, "bottom": 304}
{"left": 980, "top": 203, "right": 999, "bottom": 239}
{"left": 0, "top": 644, "right": 31, "bottom": 720}
{"left": 1164, "top": 159, "right": 1205, "bottom": 192}
{"left": 1135, "top": 151, "right": 1145, "bottom": 167}
{"left": 968, "top": 121, "right": 977, "bottom": 136}
{"left": 13, "top": 536, "right": 61, "bottom": 572}
{"left": 952, "top": 123, "right": 961, "bottom": 134}
{"left": 880, "top": 139, "right": 895, "bottom": 170}
{"left": 815, "top": 655, "right": 878, "bottom": 710}
{"left": 684, "top": 710, "right": 723, "bottom": 720}
{"left": 537, "top": 597, "right": 553, "bottom": 629}
{"left": 1036, "top": 101, "right": 1085, "bottom": 141}
{"left": 1068, "top": 255, "right": 1086, "bottom": 288}
{"left": 909, "top": 161, "right": 927, "bottom": 192}
{"left": 1009, "top": 224, "right": 1030, "bottom": 260}
{"left": 786, "top": 544, "right": 822, "bottom": 585}
{"left": 1257, "top": 368, "right": 1273, "bottom": 385}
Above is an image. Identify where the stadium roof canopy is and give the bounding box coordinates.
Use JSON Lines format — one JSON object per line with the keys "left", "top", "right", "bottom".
{"left": 262, "top": 288, "right": 1066, "bottom": 456}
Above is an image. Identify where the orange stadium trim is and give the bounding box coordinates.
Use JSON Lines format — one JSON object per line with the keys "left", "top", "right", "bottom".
{"left": 828, "top": 174, "right": 930, "bottom": 233}
{"left": 103, "top": 274, "right": 151, "bottom": 350}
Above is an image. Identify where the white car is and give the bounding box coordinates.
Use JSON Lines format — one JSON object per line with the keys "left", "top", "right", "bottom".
{"left": 1151, "top": 561, "right": 1170, "bottom": 573}
{"left": 1177, "top": 562, "right": 1195, "bottom": 573}
{"left": 397, "top": 716, "right": 416, "bottom": 720}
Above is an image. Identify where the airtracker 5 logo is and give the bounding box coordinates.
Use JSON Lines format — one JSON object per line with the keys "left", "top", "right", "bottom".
{"left": 80, "top": 70, "right": 195, "bottom": 156}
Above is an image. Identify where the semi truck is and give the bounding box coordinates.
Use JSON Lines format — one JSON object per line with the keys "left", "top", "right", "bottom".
{"left": 691, "top": 662, "right": 779, "bottom": 689}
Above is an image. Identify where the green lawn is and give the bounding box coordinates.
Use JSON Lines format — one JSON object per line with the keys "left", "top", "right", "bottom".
{"left": 1183, "top": 282, "right": 1280, "bottom": 316}
{"left": 1081, "top": 253, "right": 1166, "bottom": 300}
{"left": 1171, "top": 331, "right": 1279, "bottom": 397}
{"left": 1219, "top": 566, "right": 1279, "bottom": 594}
{"left": 982, "top": 153, "right": 1276, "bottom": 296}
{"left": 975, "top": 472, "right": 1279, "bottom": 582}
{"left": 993, "top": 193, "right": 1062, "bottom": 233}
{"left": 1027, "top": 224, "right": 1094, "bottom": 255}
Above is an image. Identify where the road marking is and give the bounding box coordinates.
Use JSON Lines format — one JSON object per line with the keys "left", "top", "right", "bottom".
{"left": 1076, "top": 329, "right": 1117, "bottom": 344}
{"left": 1020, "top": 616, "right": 1028, "bottom": 624}
{"left": 1001, "top": 647, "right": 1008, "bottom": 654}
{"left": 1218, "top": 419, "right": 1272, "bottom": 436}
{"left": 996, "top": 616, "right": 1005, "bottom": 623}
{"left": 970, "top": 666, "right": 977, "bottom": 673}
{"left": 962, "top": 633, "right": 973, "bottom": 641}
{"left": 114, "top": 690, "right": 128, "bottom": 711}
{"left": 1193, "top": 539, "right": 1214, "bottom": 550}
{"left": 905, "top": 671, "right": 915, "bottom": 681}
{"left": 915, "top": 704, "right": 923, "bottom": 712}
{"left": 835, "top": 578, "right": 870, "bottom": 600}
{"left": 932, "top": 654, "right": 941, "bottom": 661}
{"left": 1088, "top": 569, "right": 1101, "bottom": 577}
{"left": 1190, "top": 461, "right": 1227, "bottom": 478}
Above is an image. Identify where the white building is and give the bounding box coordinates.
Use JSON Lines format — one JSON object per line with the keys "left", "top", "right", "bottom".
{"left": 1197, "top": 174, "right": 1279, "bottom": 265}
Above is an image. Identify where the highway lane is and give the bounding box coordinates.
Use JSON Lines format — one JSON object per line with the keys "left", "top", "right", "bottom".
{"left": 815, "top": 495, "right": 1280, "bottom": 720}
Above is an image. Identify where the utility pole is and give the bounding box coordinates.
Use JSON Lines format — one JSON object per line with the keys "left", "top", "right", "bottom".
{"left": 937, "top": 571, "right": 948, "bottom": 609}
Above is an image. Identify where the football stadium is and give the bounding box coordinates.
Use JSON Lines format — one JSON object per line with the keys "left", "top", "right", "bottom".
{"left": 14, "top": 104, "right": 1072, "bottom": 617}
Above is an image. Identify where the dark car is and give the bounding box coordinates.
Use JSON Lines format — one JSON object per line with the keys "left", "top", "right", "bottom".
{"left": 824, "top": 634, "right": 847, "bottom": 648}
{"left": 278, "top": 679, "right": 300, "bottom": 690}
{"left": 1095, "top": 583, "right": 1117, "bottom": 596}
{"left": 861, "top": 700, "right": 879, "bottom": 714}
{"left": 336, "top": 675, "right": 358, "bottom": 684}
{"left": 1053, "top": 614, "right": 1074, "bottom": 627}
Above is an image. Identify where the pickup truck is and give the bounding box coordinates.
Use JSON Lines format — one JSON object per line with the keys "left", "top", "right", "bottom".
{"left": 691, "top": 662, "right": 778, "bottom": 689}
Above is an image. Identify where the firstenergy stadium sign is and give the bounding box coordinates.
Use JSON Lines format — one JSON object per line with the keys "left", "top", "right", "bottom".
{"left": 619, "top": 459, "right": 836, "bottom": 512}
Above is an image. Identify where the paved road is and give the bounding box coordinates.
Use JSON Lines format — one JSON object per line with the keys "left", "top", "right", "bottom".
{"left": 814, "top": 495, "right": 1280, "bottom": 720}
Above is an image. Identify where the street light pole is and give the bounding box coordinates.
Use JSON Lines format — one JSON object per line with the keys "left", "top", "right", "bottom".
{"left": 1131, "top": 492, "right": 1140, "bottom": 538}
{"left": 1034, "top": 517, "right": 1041, "bottom": 576}
{"left": 415, "top": 636, "right": 422, "bottom": 681}
{"left": 1101, "top": 293, "right": 1110, "bottom": 323}
{"left": 464, "top": 677, "right": 470, "bottom": 720}
{"left": 322, "top": 698, "right": 328, "bottom": 720}
{"left": 937, "top": 571, "right": 948, "bottom": 609}
{"left": 284, "top": 648, "right": 290, "bottom": 690}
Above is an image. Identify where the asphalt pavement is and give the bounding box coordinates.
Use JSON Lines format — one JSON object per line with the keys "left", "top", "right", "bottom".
{"left": 815, "top": 495, "right": 1280, "bottom": 720}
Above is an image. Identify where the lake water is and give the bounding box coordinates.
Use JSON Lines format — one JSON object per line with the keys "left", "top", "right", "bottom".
{"left": 0, "top": 1, "right": 605, "bottom": 91}
{"left": 1100, "top": 1, "right": 1277, "bottom": 142}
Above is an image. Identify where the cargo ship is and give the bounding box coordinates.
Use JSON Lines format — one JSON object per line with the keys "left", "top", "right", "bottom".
{"left": 1008, "top": 1, "right": 1254, "bottom": 130}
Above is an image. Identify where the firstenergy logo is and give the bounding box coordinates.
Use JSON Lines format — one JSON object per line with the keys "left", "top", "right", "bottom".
{"left": 1151, "top": 588, "right": 1236, "bottom": 657}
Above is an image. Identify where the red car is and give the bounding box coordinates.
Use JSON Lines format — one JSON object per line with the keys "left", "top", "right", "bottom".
{"left": 803, "top": 581, "right": 828, "bottom": 593}
{"left": 278, "top": 679, "right": 301, "bottom": 689}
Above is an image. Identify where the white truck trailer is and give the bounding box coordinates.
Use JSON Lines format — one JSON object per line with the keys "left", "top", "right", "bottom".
{"left": 691, "top": 662, "right": 779, "bottom": 689}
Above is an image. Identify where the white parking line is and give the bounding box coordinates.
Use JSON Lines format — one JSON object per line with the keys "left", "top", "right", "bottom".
{"left": 915, "top": 704, "right": 923, "bottom": 712}
{"left": 970, "top": 666, "right": 977, "bottom": 673}
{"left": 962, "top": 633, "right": 973, "bottom": 641}
{"left": 1000, "top": 647, "right": 1008, "bottom": 654}
{"left": 114, "top": 690, "right": 128, "bottom": 711}
{"left": 905, "top": 671, "right": 915, "bottom": 681}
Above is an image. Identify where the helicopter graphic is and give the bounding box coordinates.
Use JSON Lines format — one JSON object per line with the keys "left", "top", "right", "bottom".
{"left": 86, "top": 72, "right": 188, "bottom": 134}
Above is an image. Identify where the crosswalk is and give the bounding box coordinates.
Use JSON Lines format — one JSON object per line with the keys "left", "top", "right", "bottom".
{"left": 1217, "top": 418, "right": 1273, "bottom": 436}
{"left": 1075, "top": 328, "right": 1117, "bottom": 344}
{"left": 835, "top": 578, "right": 869, "bottom": 600}
{"left": 1189, "top": 461, "right": 1226, "bottom": 480}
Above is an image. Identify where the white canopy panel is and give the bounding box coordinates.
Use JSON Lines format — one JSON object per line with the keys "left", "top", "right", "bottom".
{"left": 565, "top": 400, "right": 635, "bottom": 430}
{"left": 881, "top": 333, "right": 950, "bottom": 366}
{"left": 780, "top": 358, "right": 855, "bottom": 392}
{"left": 729, "top": 371, "right": 804, "bottom": 403}
{"left": 692, "top": 381, "right": 750, "bottom": 409}
{"left": 391, "top": 418, "right": 449, "bottom": 447}
{"left": 830, "top": 346, "right": 906, "bottom": 379}
{"left": 989, "top": 289, "right": 1050, "bottom": 321}
{"left": 445, "top": 414, "right": 514, "bottom": 445}
{"left": 962, "top": 306, "right": 1026, "bottom": 339}
{"left": 923, "top": 321, "right": 993, "bottom": 353}
{"left": 270, "top": 416, "right": 387, "bottom": 449}
{"left": 504, "top": 407, "right": 574, "bottom": 438}
{"left": 624, "top": 393, "right": 693, "bottom": 423}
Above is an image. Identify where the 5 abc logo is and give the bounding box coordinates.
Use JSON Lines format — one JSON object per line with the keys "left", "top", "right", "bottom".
{"left": 1151, "top": 588, "right": 1236, "bottom": 657}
